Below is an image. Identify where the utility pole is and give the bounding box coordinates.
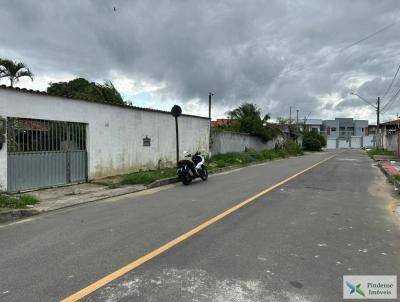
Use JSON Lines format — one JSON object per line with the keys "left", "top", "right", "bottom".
{"left": 397, "top": 113, "right": 399, "bottom": 129}
{"left": 377, "top": 97, "right": 381, "bottom": 148}
{"left": 376, "top": 97, "right": 380, "bottom": 130}
{"left": 289, "top": 106, "right": 292, "bottom": 124}
{"left": 296, "top": 109, "right": 299, "bottom": 124}
{"left": 350, "top": 92, "right": 382, "bottom": 148}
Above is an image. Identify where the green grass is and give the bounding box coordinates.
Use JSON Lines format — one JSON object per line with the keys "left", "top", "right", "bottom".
{"left": 120, "top": 168, "right": 177, "bottom": 185}
{"left": 0, "top": 194, "right": 39, "bottom": 209}
{"left": 118, "top": 143, "right": 304, "bottom": 186}
{"left": 207, "top": 143, "right": 303, "bottom": 171}
{"left": 367, "top": 148, "right": 395, "bottom": 158}
{"left": 394, "top": 175, "right": 400, "bottom": 182}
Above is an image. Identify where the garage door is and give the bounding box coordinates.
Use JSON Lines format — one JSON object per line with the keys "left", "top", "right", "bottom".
{"left": 350, "top": 137, "right": 361, "bottom": 148}
{"left": 338, "top": 139, "right": 350, "bottom": 148}
{"left": 327, "top": 139, "right": 337, "bottom": 149}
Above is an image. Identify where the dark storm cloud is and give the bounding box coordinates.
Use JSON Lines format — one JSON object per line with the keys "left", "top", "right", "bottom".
{"left": 1, "top": 0, "right": 400, "bottom": 120}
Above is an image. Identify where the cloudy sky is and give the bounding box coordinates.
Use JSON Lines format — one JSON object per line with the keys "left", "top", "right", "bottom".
{"left": 1, "top": 0, "right": 400, "bottom": 123}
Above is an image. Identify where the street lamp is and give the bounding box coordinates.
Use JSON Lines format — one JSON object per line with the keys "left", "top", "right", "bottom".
{"left": 171, "top": 105, "right": 182, "bottom": 164}
{"left": 208, "top": 92, "right": 214, "bottom": 120}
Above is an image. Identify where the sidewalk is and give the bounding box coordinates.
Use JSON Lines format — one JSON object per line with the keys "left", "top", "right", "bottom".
{"left": 30, "top": 183, "right": 147, "bottom": 212}
{"left": 0, "top": 180, "right": 172, "bottom": 223}
{"left": 377, "top": 160, "right": 400, "bottom": 219}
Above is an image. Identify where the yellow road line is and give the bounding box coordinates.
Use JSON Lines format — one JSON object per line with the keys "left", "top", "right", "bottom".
{"left": 61, "top": 152, "right": 340, "bottom": 302}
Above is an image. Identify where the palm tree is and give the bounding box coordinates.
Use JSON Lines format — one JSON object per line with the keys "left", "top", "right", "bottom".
{"left": 0, "top": 59, "right": 34, "bottom": 87}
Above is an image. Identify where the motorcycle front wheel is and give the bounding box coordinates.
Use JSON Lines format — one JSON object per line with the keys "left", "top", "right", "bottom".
{"left": 200, "top": 167, "right": 208, "bottom": 181}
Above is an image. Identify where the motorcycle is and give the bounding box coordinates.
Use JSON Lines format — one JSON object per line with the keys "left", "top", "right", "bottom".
{"left": 176, "top": 151, "right": 208, "bottom": 185}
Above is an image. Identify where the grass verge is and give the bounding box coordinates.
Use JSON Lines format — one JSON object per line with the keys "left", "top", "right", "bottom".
{"left": 0, "top": 194, "right": 39, "bottom": 209}
{"left": 119, "top": 142, "right": 304, "bottom": 185}
{"left": 120, "top": 168, "right": 177, "bottom": 186}
{"left": 367, "top": 148, "right": 395, "bottom": 158}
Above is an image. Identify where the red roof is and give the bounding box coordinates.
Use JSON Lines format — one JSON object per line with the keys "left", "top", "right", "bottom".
{"left": 211, "top": 119, "right": 234, "bottom": 127}
{"left": 380, "top": 120, "right": 400, "bottom": 126}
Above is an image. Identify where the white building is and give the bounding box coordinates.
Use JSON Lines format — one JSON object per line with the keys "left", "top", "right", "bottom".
{"left": 321, "top": 118, "right": 371, "bottom": 148}
{"left": 0, "top": 86, "right": 210, "bottom": 192}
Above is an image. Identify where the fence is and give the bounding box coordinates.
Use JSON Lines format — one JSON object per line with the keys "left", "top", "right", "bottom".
{"left": 210, "top": 129, "right": 281, "bottom": 154}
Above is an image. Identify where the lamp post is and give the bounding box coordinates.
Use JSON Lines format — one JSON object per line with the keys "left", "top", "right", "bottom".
{"left": 208, "top": 92, "right": 214, "bottom": 119}
{"left": 171, "top": 105, "right": 182, "bottom": 164}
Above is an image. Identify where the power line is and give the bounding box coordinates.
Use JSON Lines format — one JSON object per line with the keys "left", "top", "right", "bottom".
{"left": 381, "top": 86, "right": 400, "bottom": 113}
{"left": 338, "top": 20, "right": 398, "bottom": 53}
{"left": 278, "top": 20, "right": 399, "bottom": 79}
{"left": 382, "top": 64, "right": 400, "bottom": 99}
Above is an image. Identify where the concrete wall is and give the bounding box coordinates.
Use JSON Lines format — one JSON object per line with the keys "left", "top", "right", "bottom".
{"left": 210, "top": 129, "right": 281, "bottom": 154}
{"left": 385, "top": 132, "right": 399, "bottom": 152}
{"left": 0, "top": 121, "right": 6, "bottom": 191}
{"left": 325, "top": 136, "right": 373, "bottom": 149}
{"left": 0, "top": 89, "right": 210, "bottom": 190}
{"left": 363, "top": 135, "right": 374, "bottom": 148}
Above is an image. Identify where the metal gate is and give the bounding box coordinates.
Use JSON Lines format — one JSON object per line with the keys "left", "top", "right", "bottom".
{"left": 7, "top": 117, "right": 87, "bottom": 192}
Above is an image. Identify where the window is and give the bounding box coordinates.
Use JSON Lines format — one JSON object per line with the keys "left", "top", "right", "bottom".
{"left": 331, "top": 127, "right": 336, "bottom": 131}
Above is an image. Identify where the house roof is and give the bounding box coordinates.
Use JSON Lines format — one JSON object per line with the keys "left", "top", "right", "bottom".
{"left": 0, "top": 84, "right": 210, "bottom": 120}
{"left": 380, "top": 120, "right": 400, "bottom": 126}
{"left": 211, "top": 118, "right": 233, "bottom": 128}
{"left": 305, "top": 119, "right": 322, "bottom": 125}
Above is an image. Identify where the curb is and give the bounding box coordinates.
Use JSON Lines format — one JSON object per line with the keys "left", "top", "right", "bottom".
{"left": 377, "top": 163, "right": 400, "bottom": 190}
{"left": 0, "top": 153, "right": 305, "bottom": 224}
{"left": 377, "top": 163, "right": 400, "bottom": 219}
{"left": 0, "top": 208, "right": 40, "bottom": 224}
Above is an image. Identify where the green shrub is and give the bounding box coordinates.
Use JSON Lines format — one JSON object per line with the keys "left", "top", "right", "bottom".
{"left": 303, "top": 131, "right": 326, "bottom": 149}
{"left": 303, "top": 136, "right": 322, "bottom": 151}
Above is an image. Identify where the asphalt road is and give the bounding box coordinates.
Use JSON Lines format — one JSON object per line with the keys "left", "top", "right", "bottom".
{"left": 1, "top": 150, "right": 399, "bottom": 301}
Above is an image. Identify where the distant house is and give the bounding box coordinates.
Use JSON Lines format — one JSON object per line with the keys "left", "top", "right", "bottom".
{"left": 379, "top": 120, "right": 400, "bottom": 150}
{"left": 321, "top": 118, "right": 368, "bottom": 139}
{"left": 380, "top": 120, "right": 400, "bottom": 135}
{"left": 210, "top": 118, "right": 234, "bottom": 128}
{"left": 304, "top": 119, "right": 322, "bottom": 133}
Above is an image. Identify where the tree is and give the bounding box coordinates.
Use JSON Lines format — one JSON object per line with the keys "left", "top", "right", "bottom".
{"left": 47, "top": 78, "right": 124, "bottom": 105}
{"left": 227, "top": 103, "right": 278, "bottom": 142}
{"left": 0, "top": 58, "right": 34, "bottom": 87}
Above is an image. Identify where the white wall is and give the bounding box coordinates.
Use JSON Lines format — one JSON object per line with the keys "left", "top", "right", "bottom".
{"left": 210, "top": 129, "right": 281, "bottom": 154}
{"left": 0, "top": 89, "right": 210, "bottom": 190}
{"left": 0, "top": 126, "right": 6, "bottom": 191}
{"left": 385, "top": 132, "right": 399, "bottom": 152}
{"left": 363, "top": 136, "right": 374, "bottom": 148}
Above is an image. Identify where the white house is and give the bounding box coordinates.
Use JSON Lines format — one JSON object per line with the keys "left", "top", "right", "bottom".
{"left": 0, "top": 86, "right": 210, "bottom": 192}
